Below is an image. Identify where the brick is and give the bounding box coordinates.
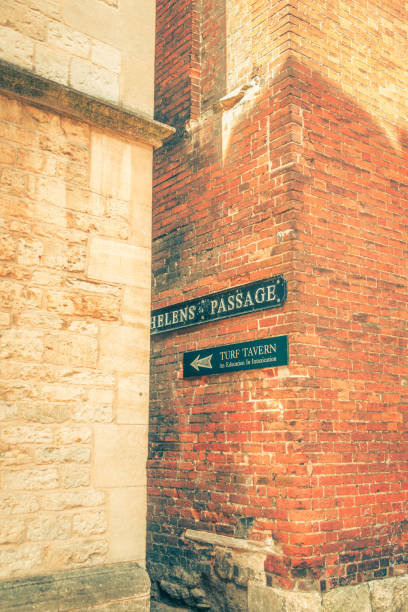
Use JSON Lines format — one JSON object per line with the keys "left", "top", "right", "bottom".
{"left": 148, "top": 0, "right": 408, "bottom": 599}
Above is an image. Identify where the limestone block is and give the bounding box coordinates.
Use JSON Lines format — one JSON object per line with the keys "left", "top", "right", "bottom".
{"left": 0, "top": 280, "right": 41, "bottom": 311}
{"left": 41, "top": 489, "right": 105, "bottom": 511}
{"left": 14, "top": 309, "right": 63, "bottom": 330}
{"left": 0, "top": 1, "right": 47, "bottom": 41}
{"left": 35, "top": 177, "right": 67, "bottom": 208}
{"left": 121, "top": 50, "right": 155, "bottom": 117}
{"left": 3, "top": 467, "right": 59, "bottom": 490}
{"left": 67, "top": 210, "right": 129, "bottom": 240}
{"left": 1, "top": 425, "right": 54, "bottom": 444}
{"left": 106, "top": 197, "right": 129, "bottom": 220}
{"left": 91, "top": 40, "right": 122, "bottom": 73}
{"left": 369, "top": 577, "right": 396, "bottom": 612}
{"left": 121, "top": 287, "right": 151, "bottom": 328}
{"left": 58, "top": 369, "right": 115, "bottom": 386}
{"left": 16, "top": 236, "right": 44, "bottom": 265}
{"left": 99, "top": 323, "right": 149, "bottom": 373}
{"left": 35, "top": 446, "right": 61, "bottom": 464}
{"left": 0, "top": 544, "right": 42, "bottom": 579}
{"left": 322, "top": 583, "right": 371, "bottom": 612}
{"left": 34, "top": 42, "right": 70, "bottom": 84}
{"left": 88, "top": 387, "right": 115, "bottom": 404}
{"left": 47, "top": 21, "right": 90, "bottom": 57}
{"left": 70, "top": 57, "right": 119, "bottom": 104}
{"left": 88, "top": 237, "right": 150, "bottom": 289}
{"left": 44, "top": 537, "right": 107, "bottom": 568}
{"left": 61, "top": 465, "right": 90, "bottom": 488}
{"left": 40, "top": 383, "right": 85, "bottom": 402}
{"left": 67, "top": 320, "right": 98, "bottom": 336}
{"left": 27, "top": 515, "right": 71, "bottom": 541}
{"left": 65, "top": 278, "right": 122, "bottom": 298}
{"left": 66, "top": 187, "right": 105, "bottom": 216}
{"left": 16, "top": 147, "right": 57, "bottom": 174}
{"left": 60, "top": 445, "right": 91, "bottom": 464}
{"left": 107, "top": 487, "right": 146, "bottom": 563}
{"left": 73, "top": 510, "right": 106, "bottom": 536}
{"left": 0, "top": 329, "right": 43, "bottom": 361}
{"left": 248, "top": 583, "right": 323, "bottom": 612}
{"left": 392, "top": 576, "right": 408, "bottom": 612}
{"left": 130, "top": 144, "right": 153, "bottom": 207}
{"left": 0, "top": 445, "right": 33, "bottom": 466}
{"left": 72, "top": 402, "right": 113, "bottom": 423}
{"left": 21, "top": 403, "right": 70, "bottom": 424}
{"left": 0, "top": 519, "right": 25, "bottom": 544}
{"left": 98, "top": 0, "right": 119, "bottom": 7}
{"left": 58, "top": 426, "right": 92, "bottom": 444}
{"left": 1, "top": 167, "right": 28, "bottom": 198}
{"left": 25, "top": 0, "right": 62, "bottom": 20}
{"left": 117, "top": 373, "right": 149, "bottom": 424}
{"left": 90, "top": 132, "right": 132, "bottom": 200}
{"left": 0, "top": 234, "right": 17, "bottom": 260}
{"left": 129, "top": 204, "right": 151, "bottom": 249}
{"left": 42, "top": 242, "right": 87, "bottom": 273}
{"left": 43, "top": 332, "right": 98, "bottom": 367}
{"left": 0, "top": 493, "right": 39, "bottom": 514}
{"left": 94, "top": 424, "right": 148, "bottom": 487}
{"left": 0, "top": 312, "right": 11, "bottom": 326}
{"left": 46, "top": 290, "right": 121, "bottom": 320}
{"left": 0, "top": 26, "right": 34, "bottom": 70}
{"left": 0, "top": 140, "right": 16, "bottom": 165}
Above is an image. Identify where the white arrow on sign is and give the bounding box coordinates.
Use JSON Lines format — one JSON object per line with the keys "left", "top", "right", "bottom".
{"left": 191, "top": 354, "right": 213, "bottom": 371}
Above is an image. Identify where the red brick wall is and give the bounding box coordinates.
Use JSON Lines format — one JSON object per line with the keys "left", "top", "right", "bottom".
{"left": 149, "top": 0, "right": 408, "bottom": 598}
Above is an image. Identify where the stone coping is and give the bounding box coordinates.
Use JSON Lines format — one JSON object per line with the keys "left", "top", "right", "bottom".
{"left": 184, "top": 529, "right": 278, "bottom": 554}
{"left": 0, "top": 561, "right": 150, "bottom": 611}
{"left": 0, "top": 60, "right": 175, "bottom": 148}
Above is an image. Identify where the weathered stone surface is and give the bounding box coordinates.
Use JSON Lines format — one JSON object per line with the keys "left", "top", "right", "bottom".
{"left": 88, "top": 236, "right": 150, "bottom": 289}
{"left": 107, "top": 487, "right": 146, "bottom": 563}
{"left": 43, "top": 332, "right": 98, "bottom": 367}
{"left": 369, "top": 577, "right": 396, "bottom": 612}
{"left": 41, "top": 489, "right": 105, "bottom": 511}
{"left": 73, "top": 510, "right": 106, "bottom": 536}
{"left": 160, "top": 579, "right": 191, "bottom": 603}
{"left": 94, "top": 425, "right": 148, "bottom": 487}
{"left": 27, "top": 515, "right": 71, "bottom": 541}
{"left": 0, "top": 61, "right": 174, "bottom": 146}
{"left": 323, "top": 583, "right": 370, "bottom": 612}
{"left": 391, "top": 575, "right": 408, "bottom": 612}
{"left": 0, "top": 562, "right": 150, "bottom": 611}
{"left": 3, "top": 467, "right": 59, "bottom": 490}
{"left": 248, "top": 583, "right": 323, "bottom": 612}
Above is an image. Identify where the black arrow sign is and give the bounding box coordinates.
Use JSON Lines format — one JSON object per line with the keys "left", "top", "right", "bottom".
{"left": 183, "top": 335, "right": 289, "bottom": 378}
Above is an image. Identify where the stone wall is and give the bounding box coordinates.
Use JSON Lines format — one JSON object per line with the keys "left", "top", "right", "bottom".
{"left": 0, "top": 2, "right": 175, "bottom": 606}
{"left": 0, "top": 86, "right": 155, "bottom": 581}
{"left": 0, "top": 0, "right": 155, "bottom": 115}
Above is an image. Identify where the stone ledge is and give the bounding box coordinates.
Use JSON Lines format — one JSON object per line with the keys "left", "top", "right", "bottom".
{"left": 184, "top": 529, "right": 278, "bottom": 554}
{"left": 248, "top": 575, "right": 408, "bottom": 612}
{"left": 0, "top": 561, "right": 150, "bottom": 611}
{"left": 0, "top": 60, "right": 175, "bottom": 148}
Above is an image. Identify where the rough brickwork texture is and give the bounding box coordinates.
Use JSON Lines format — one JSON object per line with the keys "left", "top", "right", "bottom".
{"left": 148, "top": 0, "right": 408, "bottom": 607}
{"left": 0, "top": 91, "right": 153, "bottom": 581}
